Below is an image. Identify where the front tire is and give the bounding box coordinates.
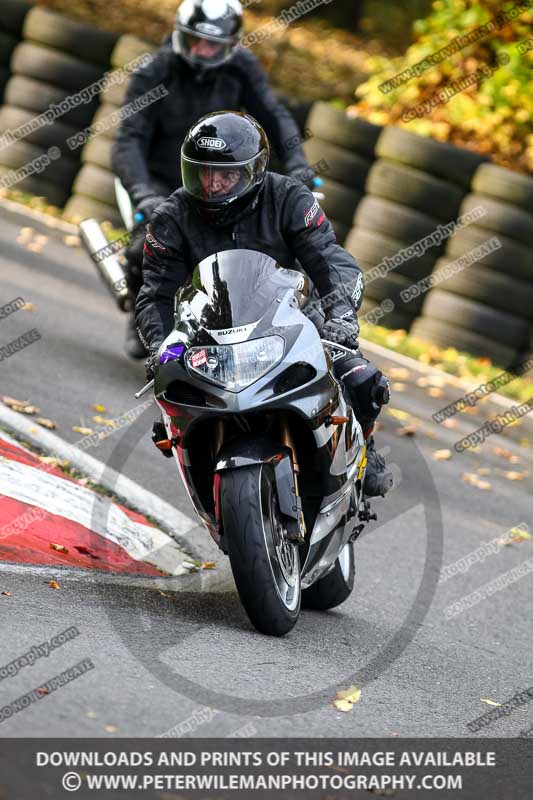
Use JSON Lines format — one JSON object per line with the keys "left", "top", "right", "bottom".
{"left": 302, "top": 542, "right": 355, "bottom": 610}
{"left": 220, "top": 464, "right": 301, "bottom": 636}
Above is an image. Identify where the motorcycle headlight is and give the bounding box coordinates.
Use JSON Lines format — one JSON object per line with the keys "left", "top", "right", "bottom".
{"left": 186, "top": 336, "right": 284, "bottom": 392}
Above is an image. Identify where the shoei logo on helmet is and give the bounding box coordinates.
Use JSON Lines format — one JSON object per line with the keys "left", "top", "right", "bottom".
{"left": 198, "top": 137, "right": 227, "bottom": 149}
{"left": 196, "top": 22, "right": 224, "bottom": 35}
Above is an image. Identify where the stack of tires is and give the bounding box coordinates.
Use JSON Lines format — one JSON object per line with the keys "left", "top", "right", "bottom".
{"left": 0, "top": 7, "right": 118, "bottom": 208}
{"left": 412, "top": 164, "right": 533, "bottom": 367}
{"left": 64, "top": 35, "right": 156, "bottom": 226}
{"left": 0, "top": 1, "right": 30, "bottom": 104}
{"left": 303, "top": 102, "right": 382, "bottom": 245}
{"left": 344, "top": 127, "right": 486, "bottom": 331}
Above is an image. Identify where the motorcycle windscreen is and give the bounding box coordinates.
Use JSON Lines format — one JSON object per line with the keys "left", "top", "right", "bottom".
{"left": 178, "top": 249, "right": 305, "bottom": 330}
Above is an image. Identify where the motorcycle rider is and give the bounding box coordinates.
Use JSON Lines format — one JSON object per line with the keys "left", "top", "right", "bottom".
{"left": 112, "top": 0, "right": 313, "bottom": 359}
{"left": 136, "top": 112, "right": 393, "bottom": 497}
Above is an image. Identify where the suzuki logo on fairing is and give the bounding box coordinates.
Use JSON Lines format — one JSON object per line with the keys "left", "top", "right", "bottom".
{"left": 215, "top": 327, "right": 246, "bottom": 336}
{"left": 198, "top": 137, "right": 226, "bottom": 149}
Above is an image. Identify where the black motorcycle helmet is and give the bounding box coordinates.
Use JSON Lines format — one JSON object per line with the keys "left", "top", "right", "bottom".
{"left": 181, "top": 111, "right": 270, "bottom": 226}
{"left": 172, "top": 0, "right": 243, "bottom": 69}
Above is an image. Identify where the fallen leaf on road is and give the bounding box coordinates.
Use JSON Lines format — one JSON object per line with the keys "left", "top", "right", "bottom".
{"left": 461, "top": 473, "right": 492, "bottom": 490}
{"left": 36, "top": 687, "right": 49, "bottom": 695}
{"left": 36, "top": 418, "right": 57, "bottom": 429}
{"left": 93, "top": 404, "right": 106, "bottom": 413}
{"left": 93, "top": 415, "right": 116, "bottom": 428}
{"left": 428, "top": 387, "right": 444, "bottom": 398}
{"left": 519, "top": 438, "right": 530, "bottom": 447}
{"left": 104, "top": 725, "right": 118, "bottom": 733}
{"left": 63, "top": 235, "right": 81, "bottom": 248}
{"left": 388, "top": 408, "right": 410, "bottom": 421}
{"left": 48, "top": 580, "right": 60, "bottom": 590}
{"left": 491, "top": 446, "right": 517, "bottom": 461}
{"left": 20, "top": 302, "right": 35, "bottom": 311}
{"left": 480, "top": 698, "right": 501, "bottom": 706}
{"left": 38, "top": 456, "right": 63, "bottom": 467}
{"left": 433, "top": 449, "right": 452, "bottom": 460}
{"left": 333, "top": 685, "right": 361, "bottom": 712}
{"left": 477, "top": 467, "right": 491, "bottom": 475}
{"left": 201, "top": 562, "right": 216, "bottom": 570}
{"left": 398, "top": 425, "right": 417, "bottom": 436}
{"left": 87, "top": 711, "right": 97, "bottom": 719}
{"left": 510, "top": 526, "right": 532, "bottom": 542}
{"left": 72, "top": 426, "right": 94, "bottom": 435}
{"left": 442, "top": 418, "right": 458, "bottom": 429}
{"left": 503, "top": 471, "right": 528, "bottom": 481}
{"left": 50, "top": 543, "right": 69, "bottom": 554}
{"left": 392, "top": 382, "right": 407, "bottom": 392}
{"left": 2, "top": 395, "right": 28, "bottom": 409}
{"left": 459, "top": 405, "right": 479, "bottom": 415}
{"left": 17, "top": 404, "right": 40, "bottom": 415}
{"left": 1, "top": 591, "right": 13, "bottom": 597}
{"left": 17, "top": 227, "right": 34, "bottom": 241}
{"left": 389, "top": 367, "right": 410, "bottom": 380}
{"left": 158, "top": 590, "right": 174, "bottom": 598}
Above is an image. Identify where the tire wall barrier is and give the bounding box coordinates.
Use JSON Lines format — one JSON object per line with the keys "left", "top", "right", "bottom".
{"left": 0, "top": 8, "right": 532, "bottom": 366}
{"left": 64, "top": 35, "right": 157, "bottom": 227}
{"left": 0, "top": 5, "right": 119, "bottom": 207}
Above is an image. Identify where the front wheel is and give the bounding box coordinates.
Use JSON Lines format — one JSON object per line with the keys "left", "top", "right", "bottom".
{"left": 220, "top": 464, "right": 301, "bottom": 636}
{"left": 302, "top": 541, "right": 355, "bottom": 610}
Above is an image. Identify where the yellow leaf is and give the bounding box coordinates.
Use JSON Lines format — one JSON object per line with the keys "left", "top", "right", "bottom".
{"left": 389, "top": 367, "right": 410, "bottom": 380}
{"left": 333, "top": 684, "right": 362, "bottom": 711}
{"left": 2, "top": 395, "right": 28, "bottom": 409}
{"left": 398, "top": 425, "right": 417, "bottom": 436}
{"left": 510, "top": 526, "right": 532, "bottom": 542}
{"left": 428, "top": 387, "right": 444, "bottom": 398}
{"left": 93, "top": 404, "right": 106, "bottom": 413}
{"left": 480, "top": 698, "right": 501, "bottom": 707}
{"left": 72, "top": 426, "right": 94, "bottom": 435}
{"left": 462, "top": 473, "right": 492, "bottom": 490}
{"left": 477, "top": 467, "right": 491, "bottom": 475}
{"left": 503, "top": 471, "right": 527, "bottom": 481}
{"left": 49, "top": 580, "right": 60, "bottom": 590}
{"left": 201, "top": 562, "right": 217, "bottom": 570}
{"left": 388, "top": 408, "right": 410, "bottom": 421}
{"left": 17, "top": 405, "right": 40, "bottom": 415}
{"left": 392, "top": 382, "right": 407, "bottom": 391}
{"left": 20, "top": 302, "right": 34, "bottom": 311}
{"left": 104, "top": 724, "right": 118, "bottom": 733}
{"left": 36, "top": 417, "right": 57, "bottom": 429}
{"left": 333, "top": 699, "right": 354, "bottom": 712}
{"left": 442, "top": 418, "right": 458, "bottom": 429}
{"left": 433, "top": 449, "right": 452, "bottom": 460}
{"left": 50, "top": 543, "right": 68, "bottom": 554}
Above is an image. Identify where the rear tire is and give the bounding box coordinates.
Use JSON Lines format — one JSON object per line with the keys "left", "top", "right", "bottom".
{"left": 220, "top": 464, "right": 301, "bottom": 636}
{"left": 302, "top": 542, "right": 355, "bottom": 610}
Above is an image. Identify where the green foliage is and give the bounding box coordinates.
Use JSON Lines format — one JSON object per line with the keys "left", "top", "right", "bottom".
{"left": 354, "top": 0, "right": 533, "bottom": 171}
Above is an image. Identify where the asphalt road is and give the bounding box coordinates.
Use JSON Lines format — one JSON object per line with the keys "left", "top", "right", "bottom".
{"left": 1, "top": 207, "right": 532, "bottom": 740}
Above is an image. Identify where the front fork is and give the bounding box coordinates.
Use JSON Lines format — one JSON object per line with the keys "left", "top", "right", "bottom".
{"left": 213, "top": 418, "right": 306, "bottom": 544}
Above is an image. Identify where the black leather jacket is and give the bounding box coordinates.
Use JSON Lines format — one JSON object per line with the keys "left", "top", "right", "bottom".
{"left": 112, "top": 43, "right": 309, "bottom": 204}
{"left": 136, "top": 172, "right": 364, "bottom": 350}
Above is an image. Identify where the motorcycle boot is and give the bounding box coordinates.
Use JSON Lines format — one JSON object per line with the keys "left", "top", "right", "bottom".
{"left": 331, "top": 348, "right": 393, "bottom": 497}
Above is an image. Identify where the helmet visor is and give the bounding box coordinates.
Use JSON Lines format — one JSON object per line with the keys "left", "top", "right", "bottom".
{"left": 182, "top": 151, "right": 268, "bottom": 205}
{"left": 174, "top": 29, "right": 235, "bottom": 68}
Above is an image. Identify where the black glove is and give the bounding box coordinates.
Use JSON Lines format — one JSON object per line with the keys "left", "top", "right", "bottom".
{"left": 288, "top": 166, "right": 316, "bottom": 190}
{"left": 135, "top": 194, "right": 166, "bottom": 223}
{"left": 322, "top": 309, "right": 360, "bottom": 349}
{"left": 144, "top": 348, "right": 160, "bottom": 382}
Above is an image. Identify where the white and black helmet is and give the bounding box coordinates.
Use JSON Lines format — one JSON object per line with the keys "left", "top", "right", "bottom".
{"left": 172, "top": 0, "right": 243, "bottom": 69}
